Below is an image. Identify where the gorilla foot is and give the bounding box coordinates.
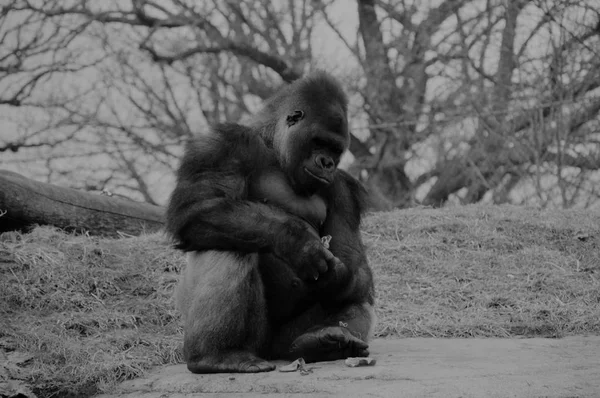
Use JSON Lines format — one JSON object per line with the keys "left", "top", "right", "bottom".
{"left": 288, "top": 326, "right": 369, "bottom": 363}
{"left": 187, "top": 351, "right": 276, "bottom": 374}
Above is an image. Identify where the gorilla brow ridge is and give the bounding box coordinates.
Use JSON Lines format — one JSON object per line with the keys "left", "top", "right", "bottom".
{"left": 248, "top": 71, "right": 348, "bottom": 146}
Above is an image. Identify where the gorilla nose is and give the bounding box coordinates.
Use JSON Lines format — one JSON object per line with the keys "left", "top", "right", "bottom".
{"left": 315, "top": 155, "right": 335, "bottom": 171}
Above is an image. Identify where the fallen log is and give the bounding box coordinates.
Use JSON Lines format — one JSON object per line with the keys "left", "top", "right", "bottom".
{"left": 0, "top": 170, "right": 165, "bottom": 237}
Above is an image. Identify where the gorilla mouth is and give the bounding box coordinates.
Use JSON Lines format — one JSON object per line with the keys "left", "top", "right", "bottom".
{"left": 304, "top": 167, "right": 330, "bottom": 184}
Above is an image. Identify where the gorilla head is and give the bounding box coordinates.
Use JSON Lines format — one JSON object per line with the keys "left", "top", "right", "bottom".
{"left": 252, "top": 72, "right": 350, "bottom": 196}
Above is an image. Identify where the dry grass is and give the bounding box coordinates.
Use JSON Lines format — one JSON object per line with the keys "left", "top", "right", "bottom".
{"left": 0, "top": 227, "right": 185, "bottom": 397}
{"left": 364, "top": 204, "right": 600, "bottom": 339}
{"left": 1, "top": 204, "right": 600, "bottom": 397}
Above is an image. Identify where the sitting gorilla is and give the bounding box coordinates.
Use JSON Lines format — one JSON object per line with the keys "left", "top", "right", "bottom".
{"left": 166, "top": 71, "right": 375, "bottom": 374}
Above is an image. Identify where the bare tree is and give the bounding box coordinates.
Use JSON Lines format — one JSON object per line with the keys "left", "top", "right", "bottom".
{"left": 419, "top": 1, "right": 600, "bottom": 208}
{"left": 1, "top": 0, "right": 600, "bottom": 210}
{"left": 352, "top": 0, "right": 600, "bottom": 208}
{"left": 0, "top": 2, "right": 100, "bottom": 153}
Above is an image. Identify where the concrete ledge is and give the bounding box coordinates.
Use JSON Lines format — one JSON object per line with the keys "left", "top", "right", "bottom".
{"left": 98, "top": 337, "right": 600, "bottom": 397}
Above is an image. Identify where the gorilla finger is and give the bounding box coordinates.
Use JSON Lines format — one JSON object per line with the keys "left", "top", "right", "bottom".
{"left": 330, "top": 327, "right": 369, "bottom": 349}
{"left": 332, "top": 330, "right": 368, "bottom": 351}
{"left": 317, "top": 327, "right": 350, "bottom": 346}
{"left": 347, "top": 335, "right": 369, "bottom": 350}
{"left": 316, "top": 257, "right": 329, "bottom": 274}
{"left": 325, "top": 251, "right": 345, "bottom": 269}
{"left": 289, "top": 334, "right": 320, "bottom": 353}
{"left": 320, "top": 247, "right": 335, "bottom": 260}
{"left": 329, "top": 257, "right": 345, "bottom": 272}
{"left": 355, "top": 348, "right": 370, "bottom": 357}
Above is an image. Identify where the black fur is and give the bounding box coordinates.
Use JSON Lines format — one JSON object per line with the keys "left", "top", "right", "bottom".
{"left": 167, "top": 71, "right": 375, "bottom": 373}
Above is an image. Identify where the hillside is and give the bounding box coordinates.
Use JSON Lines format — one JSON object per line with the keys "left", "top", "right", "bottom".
{"left": 1, "top": 205, "right": 599, "bottom": 397}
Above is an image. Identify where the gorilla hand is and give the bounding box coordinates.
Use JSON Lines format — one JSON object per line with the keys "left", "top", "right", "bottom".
{"left": 274, "top": 220, "right": 344, "bottom": 282}
{"left": 296, "top": 239, "right": 344, "bottom": 282}
{"left": 316, "top": 255, "right": 350, "bottom": 289}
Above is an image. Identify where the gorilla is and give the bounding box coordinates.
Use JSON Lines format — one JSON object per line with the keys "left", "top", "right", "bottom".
{"left": 166, "top": 71, "right": 375, "bottom": 374}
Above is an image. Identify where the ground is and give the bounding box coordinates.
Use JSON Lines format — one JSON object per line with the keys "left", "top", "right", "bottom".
{"left": 96, "top": 337, "right": 600, "bottom": 397}
{"left": 1, "top": 204, "right": 600, "bottom": 397}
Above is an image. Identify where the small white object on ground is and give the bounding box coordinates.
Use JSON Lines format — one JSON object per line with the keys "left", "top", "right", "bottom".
{"left": 345, "top": 357, "right": 377, "bottom": 367}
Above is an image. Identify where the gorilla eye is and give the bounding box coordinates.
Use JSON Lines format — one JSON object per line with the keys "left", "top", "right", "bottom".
{"left": 286, "top": 110, "right": 304, "bottom": 127}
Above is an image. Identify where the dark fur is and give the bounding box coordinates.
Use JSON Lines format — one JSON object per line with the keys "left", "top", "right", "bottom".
{"left": 248, "top": 170, "right": 327, "bottom": 231}
{"left": 167, "top": 71, "right": 375, "bottom": 374}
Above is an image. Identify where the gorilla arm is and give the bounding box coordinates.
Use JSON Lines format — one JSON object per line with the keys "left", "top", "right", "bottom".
{"left": 277, "top": 171, "right": 376, "bottom": 362}
{"left": 319, "top": 170, "right": 374, "bottom": 305}
{"left": 296, "top": 170, "right": 375, "bottom": 349}
{"left": 166, "top": 124, "right": 339, "bottom": 281}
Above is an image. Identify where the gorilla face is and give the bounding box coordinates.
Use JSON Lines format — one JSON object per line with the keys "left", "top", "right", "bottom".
{"left": 259, "top": 71, "right": 350, "bottom": 197}
{"left": 277, "top": 105, "right": 349, "bottom": 196}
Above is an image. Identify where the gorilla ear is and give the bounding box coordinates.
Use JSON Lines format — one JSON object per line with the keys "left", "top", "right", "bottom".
{"left": 286, "top": 110, "right": 304, "bottom": 127}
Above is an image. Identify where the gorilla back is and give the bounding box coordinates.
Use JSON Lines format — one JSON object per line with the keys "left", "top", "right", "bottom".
{"left": 167, "top": 71, "right": 375, "bottom": 373}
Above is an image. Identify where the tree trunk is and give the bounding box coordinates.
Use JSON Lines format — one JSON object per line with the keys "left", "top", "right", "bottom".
{"left": 423, "top": 1, "right": 525, "bottom": 206}
{"left": 0, "top": 170, "right": 165, "bottom": 237}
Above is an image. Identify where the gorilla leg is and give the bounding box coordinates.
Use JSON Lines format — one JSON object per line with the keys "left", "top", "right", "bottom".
{"left": 269, "top": 302, "right": 376, "bottom": 363}
{"left": 175, "top": 251, "right": 275, "bottom": 373}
